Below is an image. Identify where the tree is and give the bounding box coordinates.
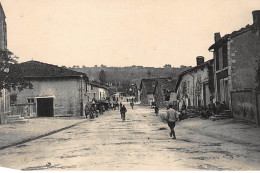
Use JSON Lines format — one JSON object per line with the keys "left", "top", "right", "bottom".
{"left": 147, "top": 70, "right": 151, "bottom": 78}
{"left": 0, "top": 50, "right": 32, "bottom": 96}
{"left": 99, "top": 69, "right": 107, "bottom": 84}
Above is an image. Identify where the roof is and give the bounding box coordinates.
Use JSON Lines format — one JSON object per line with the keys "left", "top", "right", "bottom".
{"left": 10, "top": 60, "right": 88, "bottom": 80}
{"left": 175, "top": 59, "right": 214, "bottom": 91}
{"left": 140, "top": 78, "right": 158, "bottom": 94}
{"left": 155, "top": 78, "right": 176, "bottom": 92}
{"left": 140, "top": 77, "right": 176, "bottom": 94}
{"left": 89, "top": 81, "right": 109, "bottom": 90}
{"left": 208, "top": 24, "right": 253, "bottom": 50}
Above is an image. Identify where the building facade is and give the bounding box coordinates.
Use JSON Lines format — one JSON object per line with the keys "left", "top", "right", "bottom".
{"left": 86, "top": 81, "right": 109, "bottom": 102}
{"left": 175, "top": 57, "right": 214, "bottom": 110}
{"left": 154, "top": 77, "right": 176, "bottom": 107}
{"left": 209, "top": 10, "right": 260, "bottom": 124}
{"left": 140, "top": 79, "right": 157, "bottom": 105}
{"left": 0, "top": 3, "right": 9, "bottom": 123}
{"left": 10, "top": 61, "right": 89, "bottom": 117}
{"left": 0, "top": 3, "right": 7, "bottom": 50}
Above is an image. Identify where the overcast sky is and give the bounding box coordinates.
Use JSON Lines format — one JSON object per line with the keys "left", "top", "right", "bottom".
{"left": 1, "top": 0, "right": 260, "bottom": 67}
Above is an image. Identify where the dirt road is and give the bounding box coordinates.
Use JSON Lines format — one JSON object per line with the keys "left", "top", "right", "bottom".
{"left": 0, "top": 103, "right": 259, "bottom": 170}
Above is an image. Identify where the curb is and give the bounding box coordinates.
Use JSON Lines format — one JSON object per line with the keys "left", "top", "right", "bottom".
{"left": 0, "top": 119, "right": 88, "bottom": 151}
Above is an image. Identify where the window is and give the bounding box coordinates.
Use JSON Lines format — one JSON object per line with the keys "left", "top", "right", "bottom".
{"left": 222, "top": 43, "right": 228, "bottom": 68}
{"left": 10, "top": 94, "right": 17, "bottom": 105}
{"left": 27, "top": 98, "right": 34, "bottom": 104}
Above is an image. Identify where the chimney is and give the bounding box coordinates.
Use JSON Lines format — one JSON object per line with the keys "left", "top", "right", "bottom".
{"left": 252, "top": 10, "right": 260, "bottom": 25}
{"left": 214, "top": 32, "right": 221, "bottom": 42}
{"left": 196, "top": 56, "right": 204, "bottom": 66}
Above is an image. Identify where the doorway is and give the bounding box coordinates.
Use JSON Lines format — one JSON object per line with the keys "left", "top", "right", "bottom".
{"left": 37, "top": 97, "right": 54, "bottom": 117}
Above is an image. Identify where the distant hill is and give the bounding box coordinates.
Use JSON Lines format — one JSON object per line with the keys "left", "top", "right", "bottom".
{"left": 69, "top": 65, "right": 191, "bottom": 91}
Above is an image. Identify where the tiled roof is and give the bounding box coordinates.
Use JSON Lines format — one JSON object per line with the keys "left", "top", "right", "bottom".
{"left": 141, "top": 77, "right": 176, "bottom": 94}
{"left": 155, "top": 78, "right": 176, "bottom": 92}
{"left": 140, "top": 78, "right": 158, "bottom": 94}
{"left": 10, "top": 60, "right": 88, "bottom": 80}
{"left": 175, "top": 59, "right": 214, "bottom": 91}
{"left": 89, "top": 80, "right": 109, "bottom": 90}
{"left": 208, "top": 24, "right": 253, "bottom": 50}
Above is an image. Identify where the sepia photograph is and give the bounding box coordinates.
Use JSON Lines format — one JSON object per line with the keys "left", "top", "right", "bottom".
{"left": 0, "top": 0, "right": 260, "bottom": 171}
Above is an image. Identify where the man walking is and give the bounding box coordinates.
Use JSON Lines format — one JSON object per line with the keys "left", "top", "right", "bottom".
{"left": 165, "top": 105, "right": 179, "bottom": 139}
{"left": 130, "top": 102, "right": 134, "bottom": 109}
{"left": 154, "top": 105, "right": 159, "bottom": 116}
{"left": 120, "top": 105, "right": 127, "bottom": 121}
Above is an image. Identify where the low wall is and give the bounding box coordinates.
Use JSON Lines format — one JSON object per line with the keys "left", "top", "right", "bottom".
{"left": 11, "top": 104, "right": 29, "bottom": 117}
{"left": 231, "top": 90, "right": 259, "bottom": 125}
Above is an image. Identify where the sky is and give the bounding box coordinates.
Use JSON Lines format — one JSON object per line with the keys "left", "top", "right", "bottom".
{"left": 1, "top": 0, "right": 260, "bottom": 67}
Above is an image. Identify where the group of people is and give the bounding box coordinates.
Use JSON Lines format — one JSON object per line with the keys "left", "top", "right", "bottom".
{"left": 84, "top": 101, "right": 133, "bottom": 122}
{"left": 85, "top": 104, "right": 101, "bottom": 119}
{"left": 199, "top": 101, "right": 228, "bottom": 119}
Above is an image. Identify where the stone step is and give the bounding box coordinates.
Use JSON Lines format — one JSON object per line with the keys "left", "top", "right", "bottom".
{"left": 7, "top": 119, "right": 28, "bottom": 124}
{"left": 209, "top": 115, "right": 229, "bottom": 121}
{"left": 6, "top": 115, "right": 27, "bottom": 124}
{"left": 6, "top": 115, "right": 22, "bottom": 119}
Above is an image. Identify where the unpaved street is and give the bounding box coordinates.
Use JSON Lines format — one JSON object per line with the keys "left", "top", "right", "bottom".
{"left": 0, "top": 104, "right": 259, "bottom": 171}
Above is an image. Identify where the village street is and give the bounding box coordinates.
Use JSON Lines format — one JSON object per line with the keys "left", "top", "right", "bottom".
{"left": 0, "top": 103, "right": 259, "bottom": 171}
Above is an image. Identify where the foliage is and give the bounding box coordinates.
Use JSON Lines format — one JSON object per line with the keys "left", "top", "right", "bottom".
{"left": 98, "top": 69, "right": 107, "bottom": 84}
{"left": 71, "top": 65, "right": 192, "bottom": 88}
{"left": 147, "top": 70, "right": 151, "bottom": 78}
{"left": 0, "top": 50, "right": 32, "bottom": 96}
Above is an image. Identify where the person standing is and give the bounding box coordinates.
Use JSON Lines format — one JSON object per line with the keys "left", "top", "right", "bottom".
{"left": 89, "top": 105, "right": 95, "bottom": 119}
{"left": 120, "top": 105, "right": 127, "bottom": 121}
{"left": 154, "top": 105, "right": 159, "bottom": 116}
{"left": 165, "top": 105, "right": 180, "bottom": 139}
{"left": 85, "top": 104, "right": 90, "bottom": 118}
{"left": 130, "top": 102, "right": 134, "bottom": 109}
{"left": 93, "top": 104, "right": 98, "bottom": 118}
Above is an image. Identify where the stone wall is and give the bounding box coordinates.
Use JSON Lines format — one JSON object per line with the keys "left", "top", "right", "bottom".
{"left": 230, "top": 30, "right": 260, "bottom": 90}
{"left": 154, "top": 83, "right": 164, "bottom": 107}
{"left": 0, "top": 8, "right": 7, "bottom": 50}
{"left": 12, "top": 78, "right": 86, "bottom": 117}
{"left": 176, "top": 64, "right": 211, "bottom": 108}
{"left": 231, "top": 90, "right": 259, "bottom": 125}
{"left": 140, "top": 86, "right": 148, "bottom": 105}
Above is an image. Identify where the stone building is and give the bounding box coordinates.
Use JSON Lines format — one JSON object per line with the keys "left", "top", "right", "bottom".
{"left": 86, "top": 81, "right": 109, "bottom": 102}
{"left": 154, "top": 77, "right": 176, "bottom": 107}
{"left": 10, "top": 61, "right": 89, "bottom": 117}
{"left": 140, "top": 79, "right": 157, "bottom": 106}
{"left": 208, "top": 10, "right": 260, "bottom": 125}
{"left": 0, "top": 2, "right": 7, "bottom": 50}
{"left": 175, "top": 57, "right": 214, "bottom": 110}
{"left": 0, "top": 2, "right": 9, "bottom": 124}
